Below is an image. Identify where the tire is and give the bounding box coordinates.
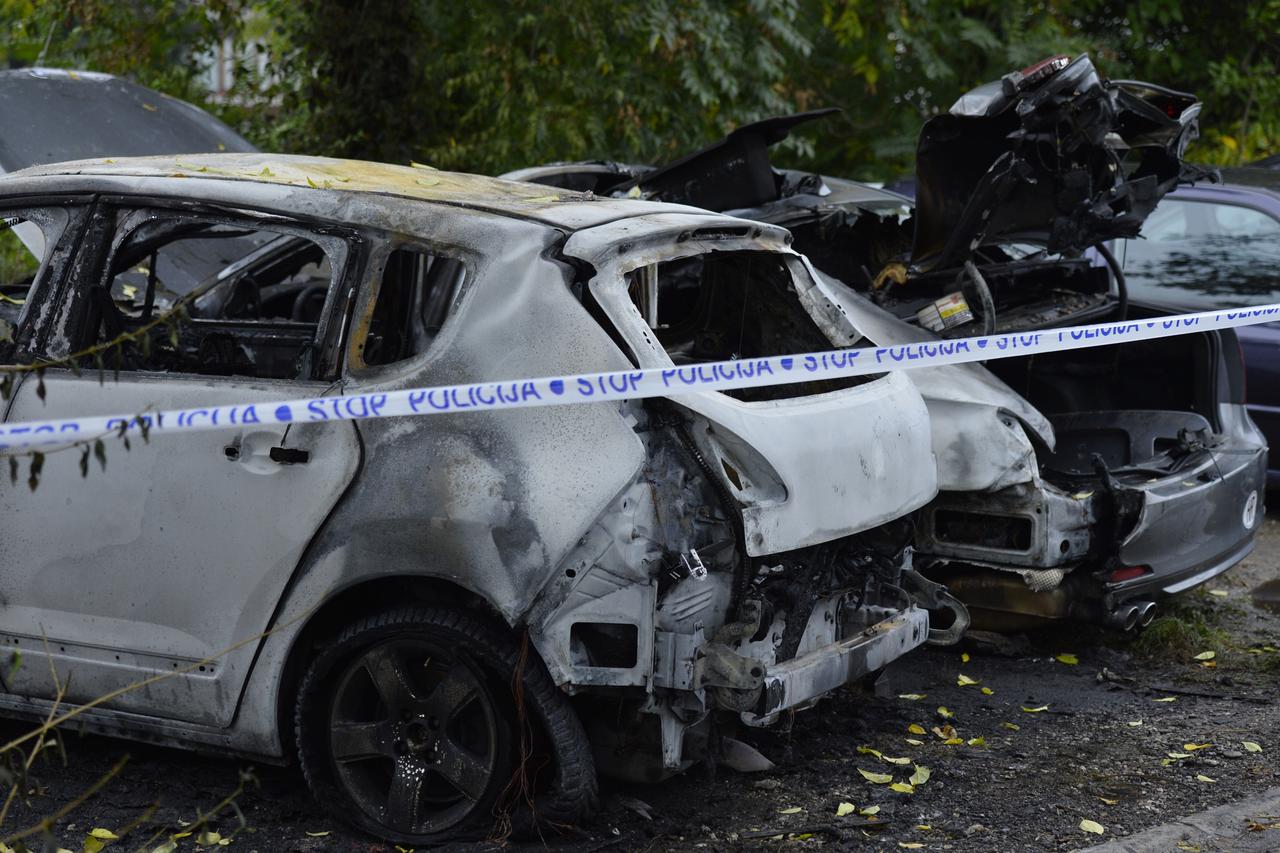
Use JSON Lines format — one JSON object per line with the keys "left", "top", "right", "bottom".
{"left": 295, "top": 605, "right": 598, "bottom": 845}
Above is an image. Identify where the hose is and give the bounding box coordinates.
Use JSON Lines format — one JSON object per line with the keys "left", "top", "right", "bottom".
{"left": 963, "top": 260, "right": 997, "bottom": 336}
{"left": 1094, "top": 241, "right": 1127, "bottom": 322}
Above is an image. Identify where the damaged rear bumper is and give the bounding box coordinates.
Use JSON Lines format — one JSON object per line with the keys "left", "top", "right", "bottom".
{"left": 743, "top": 605, "right": 930, "bottom": 724}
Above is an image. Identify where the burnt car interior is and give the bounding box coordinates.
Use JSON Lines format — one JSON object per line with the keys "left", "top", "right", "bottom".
{"left": 360, "top": 247, "right": 466, "bottom": 367}
{"left": 82, "top": 211, "right": 337, "bottom": 380}
{"left": 622, "top": 250, "right": 864, "bottom": 401}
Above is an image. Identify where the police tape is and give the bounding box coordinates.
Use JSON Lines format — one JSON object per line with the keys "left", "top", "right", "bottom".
{"left": 2, "top": 302, "right": 1279, "bottom": 451}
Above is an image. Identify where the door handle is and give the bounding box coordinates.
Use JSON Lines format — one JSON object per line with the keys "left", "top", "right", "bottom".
{"left": 268, "top": 446, "right": 310, "bottom": 465}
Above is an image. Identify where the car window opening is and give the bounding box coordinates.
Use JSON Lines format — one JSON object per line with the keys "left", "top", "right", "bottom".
{"left": 623, "top": 250, "right": 867, "bottom": 402}
{"left": 361, "top": 247, "right": 465, "bottom": 367}
{"left": 87, "top": 217, "right": 337, "bottom": 381}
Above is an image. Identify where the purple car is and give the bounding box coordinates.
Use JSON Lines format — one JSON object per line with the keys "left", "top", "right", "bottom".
{"left": 1114, "top": 168, "right": 1280, "bottom": 484}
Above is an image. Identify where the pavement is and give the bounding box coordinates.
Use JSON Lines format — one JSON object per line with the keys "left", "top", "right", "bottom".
{"left": 1078, "top": 787, "right": 1280, "bottom": 852}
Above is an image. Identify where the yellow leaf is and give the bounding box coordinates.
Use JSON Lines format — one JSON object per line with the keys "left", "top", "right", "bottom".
{"left": 889, "top": 782, "right": 915, "bottom": 793}
{"left": 943, "top": 738, "right": 964, "bottom": 745}
{"left": 1154, "top": 696, "right": 1177, "bottom": 702}
{"left": 961, "top": 652, "right": 970, "bottom": 662}
{"left": 1099, "top": 797, "right": 1119, "bottom": 805}
{"left": 1176, "top": 843, "right": 1202, "bottom": 851}
{"left": 1201, "top": 660, "right": 1218, "bottom": 668}
{"left": 1002, "top": 722, "right": 1020, "bottom": 731}
{"left": 957, "top": 674, "right": 978, "bottom": 686}
{"left": 858, "top": 768, "right": 893, "bottom": 784}
{"left": 416, "top": 177, "right": 441, "bottom": 187}
{"left": 1193, "top": 651, "right": 1216, "bottom": 661}
{"left": 907, "top": 724, "right": 926, "bottom": 735}
{"left": 88, "top": 829, "right": 119, "bottom": 841}
{"left": 410, "top": 160, "right": 437, "bottom": 171}
{"left": 981, "top": 687, "right": 994, "bottom": 696}
{"left": 937, "top": 706, "right": 954, "bottom": 719}
{"left": 1196, "top": 774, "right": 1216, "bottom": 783}
{"left": 910, "top": 765, "right": 931, "bottom": 786}
{"left": 1183, "top": 743, "right": 1212, "bottom": 751}
{"left": 898, "top": 844, "right": 924, "bottom": 849}
{"left": 967, "top": 737, "right": 986, "bottom": 747}
{"left": 83, "top": 838, "right": 104, "bottom": 853}
{"left": 1167, "top": 752, "right": 1191, "bottom": 759}
{"left": 898, "top": 693, "right": 927, "bottom": 701}
{"left": 1080, "top": 818, "right": 1105, "bottom": 835}
{"left": 857, "top": 746, "right": 884, "bottom": 759}
{"left": 778, "top": 806, "right": 803, "bottom": 814}
{"left": 305, "top": 176, "right": 319, "bottom": 188}
{"left": 882, "top": 755, "right": 912, "bottom": 765}
{"left": 1208, "top": 589, "right": 1229, "bottom": 597}
{"left": 931, "top": 724, "right": 956, "bottom": 739}
{"left": 305, "top": 831, "right": 331, "bottom": 837}
{"left": 1243, "top": 741, "right": 1263, "bottom": 753}
{"left": 1221, "top": 135, "right": 1239, "bottom": 151}
{"left": 860, "top": 805, "right": 881, "bottom": 815}
{"left": 1021, "top": 705, "right": 1049, "bottom": 713}
{"left": 141, "top": 103, "right": 158, "bottom": 112}
{"left": 905, "top": 738, "right": 924, "bottom": 746}
{"left": 1127, "top": 720, "right": 1143, "bottom": 726}
{"left": 917, "top": 824, "right": 932, "bottom": 830}
{"left": 1055, "top": 653, "right": 1079, "bottom": 665}
{"left": 836, "top": 802, "right": 856, "bottom": 817}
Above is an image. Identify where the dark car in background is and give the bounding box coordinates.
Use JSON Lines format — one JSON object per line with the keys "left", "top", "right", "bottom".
{"left": 1113, "top": 167, "right": 1280, "bottom": 484}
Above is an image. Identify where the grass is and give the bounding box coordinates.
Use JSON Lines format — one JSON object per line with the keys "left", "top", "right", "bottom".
{"left": 1129, "top": 599, "right": 1230, "bottom": 661}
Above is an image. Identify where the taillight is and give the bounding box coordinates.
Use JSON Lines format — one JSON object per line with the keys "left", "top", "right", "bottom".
{"left": 1109, "top": 565, "right": 1152, "bottom": 583}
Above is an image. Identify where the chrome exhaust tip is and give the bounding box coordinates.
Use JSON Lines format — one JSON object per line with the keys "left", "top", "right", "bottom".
{"left": 1104, "top": 603, "right": 1141, "bottom": 631}
{"left": 1136, "top": 600, "right": 1157, "bottom": 628}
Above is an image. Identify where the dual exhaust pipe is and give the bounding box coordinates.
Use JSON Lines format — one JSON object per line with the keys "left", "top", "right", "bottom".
{"left": 1104, "top": 599, "right": 1157, "bottom": 631}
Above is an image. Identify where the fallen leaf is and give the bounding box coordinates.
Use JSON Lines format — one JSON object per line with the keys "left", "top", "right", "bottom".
{"left": 1021, "top": 705, "right": 1050, "bottom": 713}
{"left": 1196, "top": 774, "right": 1216, "bottom": 783}
{"left": 1176, "top": 843, "right": 1202, "bottom": 851}
{"left": 1056, "top": 653, "right": 1079, "bottom": 665}
{"left": 1183, "top": 743, "right": 1212, "bottom": 751}
{"left": 88, "top": 829, "right": 119, "bottom": 840}
{"left": 1099, "top": 797, "right": 1119, "bottom": 805}
{"left": 883, "top": 755, "right": 912, "bottom": 765}
{"left": 1208, "top": 589, "right": 1228, "bottom": 597}
{"left": 889, "top": 782, "right": 915, "bottom": 793}
{"left": 907, "top": 723, "right": 926, "bottom": 735}
{"left": 943, "top": 737, "right": 964, "bottom": 745}
{"left": 84, "top": 839, "right": 104, "bottom": 853}
{"left": 1244, "top": 741, "right": 1263, "bottom": 753}
{"left": 416, "top": 177, "right": 442, "bottom": 187}
{"left": 1193, "top": 651, "right": 1216, "bottom": 661}
{"left": 937, "top": 706, "right": 954, "bottom": 719}
{"left": 1154, "top": 696, "right": 1178, "bottom": 702}
{"left": 957, "top": 674, "right": 979, "bottom": 686}
{"left": 410, "top": 160, "right": 437, "bottom": 170}
{"left": 836, "top": 802, "right": 856, "bottom": 817}
{"left": 305, "top": 830, "right": 331, "bottom": 837}
{"left": 858, "top": 768, "right": 893, "bottom": 784}
{"left": 931, "top": 724, "right": 956, "bottom": 739}
{"left": 305, "top": 176, "right": 319, "bottom": 188}
{"left": 1201, "top": 660, "right": 1218, "bottom": 669}
{"left": 1167, "top": 752, "right": 1191, "bottom": 759}
{"left": 898, "top": 844, "right": 924, "bottom": 849}
{"left": 778, "top": 806, "right": 803, "bottom": 814}
{"left": 898, "top": 693, "right": 927, "bottom": 701}
{"left": 1001, "top": 722, "right": 1020, "bottom": 731}
{"left": 905, "top": 738, "right": 925, "bottom": 746}
{"left": 860, "top": 805, "right": 881, "bottom": 816}
{"left": 981, "top": 687, "right": 995, "bottom": 696}
{"left": 1080, "top": 818, "right": 1105, "bottom": 835}
{"left": 961, "top": 652, "right": 970, "bottom": 663}
{"left": 917, "top": 824, "right": 932, "bottom": 830}
{"left": 967, "top": 737, "right": 986, "bottom": 747}
{"left": 857, "top": 746, "right": 884, "bottom": 759}
{"left": 910, "top": 765, "right": 931, "bottom": 786}
{"left": 1127, "top": 720, "right": 1143, "bottom": 727}
{"left": 141, "top": 103, "right": 158, "bottom": 112}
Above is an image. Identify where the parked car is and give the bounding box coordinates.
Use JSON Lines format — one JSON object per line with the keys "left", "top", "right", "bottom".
{"left": 1111, "top": 167, "right": 1280, "bottom": 484}
{"left": 505, "top": 54, "right": 1267, "bottom": 633}
{"left": 0, "top": 148, "right": 964, "bottom": 844}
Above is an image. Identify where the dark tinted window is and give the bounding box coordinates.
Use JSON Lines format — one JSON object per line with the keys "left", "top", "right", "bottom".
{"left": 1118, "top": 199, "right": 1280, "bottom": 310}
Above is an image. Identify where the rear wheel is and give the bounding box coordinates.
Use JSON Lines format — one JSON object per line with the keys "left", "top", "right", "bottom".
{"left": 295, "top": 606, "right": 597, "bottom": 844}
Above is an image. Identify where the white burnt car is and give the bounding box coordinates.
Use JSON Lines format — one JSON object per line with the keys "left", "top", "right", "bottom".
{"left": 0, "top": 146, "right": 964, "bottom": 844}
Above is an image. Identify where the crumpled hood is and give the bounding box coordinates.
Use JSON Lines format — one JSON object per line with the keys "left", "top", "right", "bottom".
{"left": 911, "top": 54, "right": 1202, "bottom": 273}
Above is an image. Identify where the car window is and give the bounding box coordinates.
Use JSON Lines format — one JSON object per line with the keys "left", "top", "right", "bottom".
{"left": 83, "top": 211, "right": 344, "bottom": 381}
{"left": 1117, "top": 198, "right": 1280, "bottom": 310}
{"left": 353, "top": 245, "right": 466, "bottom": 369}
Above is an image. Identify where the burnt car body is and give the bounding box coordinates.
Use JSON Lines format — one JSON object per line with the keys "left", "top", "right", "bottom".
{"left": 0, "top": 152, "right": 954, "bottom": 843}
{"left": 505, "top": 55, "right": 1267, "bottom": 632}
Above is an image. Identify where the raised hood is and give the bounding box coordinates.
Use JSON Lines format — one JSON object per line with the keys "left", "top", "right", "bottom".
{"left": 910, "top": 54, "right": 1202, "bottom": 273}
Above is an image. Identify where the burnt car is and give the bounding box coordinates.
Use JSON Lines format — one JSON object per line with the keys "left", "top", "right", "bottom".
{"left": 505, "top": 54, "right": 1267, "bottom": 632}
{"left": 0, "top": 151, "right": 959, "bottom": 844}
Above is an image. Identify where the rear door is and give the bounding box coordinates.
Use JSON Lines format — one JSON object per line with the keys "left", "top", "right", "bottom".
{"left": 0, "top": 198, "right": 360, "bottom": 727}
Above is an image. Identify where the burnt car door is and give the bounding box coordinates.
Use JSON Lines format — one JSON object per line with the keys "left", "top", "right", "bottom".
{"left": 0, "top": 198, "right": 360, "bottom": 727}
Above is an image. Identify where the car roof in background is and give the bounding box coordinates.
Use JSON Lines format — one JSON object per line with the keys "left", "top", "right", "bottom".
{"left": 0, "top": 68, "right": 257, "bottom": 174}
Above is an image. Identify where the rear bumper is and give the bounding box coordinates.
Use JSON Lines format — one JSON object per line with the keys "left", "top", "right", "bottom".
{"left": 743, "top": 606, "right": 929, "bottom": 724}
